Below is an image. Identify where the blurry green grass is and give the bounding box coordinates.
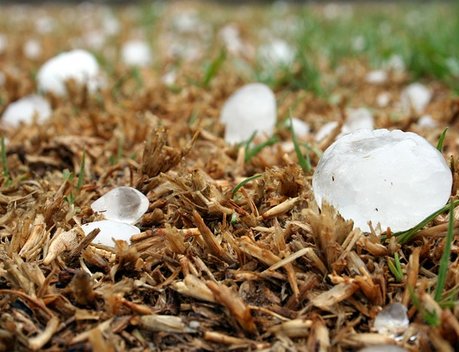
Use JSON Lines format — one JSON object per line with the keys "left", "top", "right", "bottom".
{"left": 252, "top": 3, "right": 459, "bottom": 93}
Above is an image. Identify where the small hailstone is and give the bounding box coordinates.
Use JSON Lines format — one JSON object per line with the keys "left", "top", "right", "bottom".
{"left": 385, "top": 54, "right": 405, "bottom": 72}
{"left": 417, "top": 115, "right": 437, "bottom": 128}
{"left": 315, "top": 121, "right": 339, "bottom": 142}
{"left": 91, "top": 186, "right": 149, "bottom": 225}
{"left": 259, "top": 39, "right": 295, "bottom": 66}
{"left": 315, "top": 108, "right": 373, "bottom": 142}
{"left": 359, "top": 346, "right": 407, "bottom": 352}
{"left": 312, "top": 129, "right": 452, "bottom": 232}
{"left": 374, "top": 303, "right": 409, "bottom": 336}
{"left": 288, "top": 117, "right": 310, "bottom": 137}
{"left": 1, "top": 95, "right": 51, "bottom": 128}
{"left": 162, "top": 70, "right": 177, "bottom": 86}
{"left": 219, "top": 25, "right": 244, "bottom": 55}
{"left": 220, "top": 83, "right": 276, "bottom": 144}
{"left": 401, "top": 83, "right": 431, "bottom": 114}
{"left": 37, "top": 49, "right": 101, "bottom": 96}
{"left": 121, "top": 40, "right": 152, "bottom": 67}
{"left": 365, "top": 70, "right": 387, "bottom": 84}
{"left": 23, "top": 39, "right": 42, "bottom": 60}
{"left": 81, "top": 220, "right": 140, "bottom": 247}
{"left": 376, "top": 92, "right": 391, "bottom": 108}
{"left": 342, "top": 108, "right": 374, "bottom": 135}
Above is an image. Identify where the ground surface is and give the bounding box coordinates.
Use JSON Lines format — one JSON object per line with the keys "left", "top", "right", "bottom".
{"left": 1, "top": 2, "right": 459, "bottom": 351}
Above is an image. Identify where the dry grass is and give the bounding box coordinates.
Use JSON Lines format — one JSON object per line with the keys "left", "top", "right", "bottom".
{"left": 1, "top": 2, "right": 459, "bottom": 351}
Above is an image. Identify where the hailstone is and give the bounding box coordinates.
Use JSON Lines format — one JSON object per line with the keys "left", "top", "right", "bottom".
{"left": 220, "top": 83, "right": 276, "bottom": 144}
{"left": 121, "top": 40, "right": 152, "bottom": 67}
{"left": 374, "top": 303, "right": 409, "bottom": 336}
{"left": 401, "top": 83, "right": 431, "bottom": 114}
{"left": 91, "top": 186, "right": 149, "bottom": 225}
{"left": 312, "top": 129, "right": 452, "bottom": 232}
{"left": 37, "top": 49, "right": 101, "bottom": 96}
{"left": 81, "top": 220, "right": 140, "bottom": 247}
{"left": 1, "top": 95, "right": 51, "bottom": 128}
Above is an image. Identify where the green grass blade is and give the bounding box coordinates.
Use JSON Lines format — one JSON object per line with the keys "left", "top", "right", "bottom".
{"left": 290, "top": 117, "right": 312, "bottom": 173}
{"left": 437, "top": 128, "right": 448, "bottom": 152}
{"left": 1, "top": 136, "right": 9, "bottom": 180}
{"left": 434, "top": 200, "right": 455, "bottom": 302}
{"left": 394, "top": 199, "right": 459, "bottom": 244}
{"left": 388, "top": 253, "right": 403, "bottom": 282}
{"left": 202, "top": 49, "right": 226, "bottom": 87}
{"left": 232, "top": 174, "right": 262, "bottom": 198}
{"left": 77, "top": 151, "right": 86, "bottom": 190}
{"left": 245, "top": 135, "right": 278, "bottom": 162}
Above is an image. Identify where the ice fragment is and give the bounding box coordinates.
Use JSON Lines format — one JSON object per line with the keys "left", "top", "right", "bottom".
{"left": 81, "top": 220, "right": 140, "bottom": 247}
{"left": 37, "top": 49, "right": 101, "bottom": 96}
{"left": 220, "top": 83, "right": 276, "bottom": 144}
{"left": 401, "top": 83, "right": 431, "bottom": 114}
{"left": 374, "top": 303, "right": 409, "bottom": 336}
{"left": 91, "top": 186, "right": 149, "bottom": 224}
{"left": 122, "top": 40, "right": 152, "bottom": 67}
{"left": 1, "top": 95, "right": 51, "bottom": 128}
{"left": 312, "top": 129, "right": 452, "bottom": 232}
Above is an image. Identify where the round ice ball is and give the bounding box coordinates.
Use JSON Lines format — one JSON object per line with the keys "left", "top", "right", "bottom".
{"left": 220, "top": 83, "right": 276, "bottom": 144}
{"left": 37, "top": 49, "right": 100, "bottom": 96}
{"left": 312, "top": 129, "right": 452, "bottom": 232}
{"left": 1, "top": 95, "right": 51, "bottom": 128}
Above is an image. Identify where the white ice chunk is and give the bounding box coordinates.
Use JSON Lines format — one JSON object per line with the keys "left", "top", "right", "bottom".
{"left": 359, "top": 346, "right": 407, "bottom": 352}
{"left": 417, "top": 115, "right": 437, "bottom": 128}
{"left": 401, "top": 83, "right": 431, "bottom": 114}
{"left": 219, "top": 25, "right": 244, "bottom": 56}
{"left": 312, "top": 129, "right": 452, "bottom": 232}
{"left": 315, "top": 121, "right": 339, "bottom": 142}
{"left": 342, "top": 108, "right": 374, "bottom": 135}
{"left": 376, "top": 92, "right": 391, "bottom": 108}
{"left": 259, "top": 39, "right": 295, "bottom": 66}
{"left": 37, "top": 49, "right": 101, "bottom": 96}
{"left": 81, "top": 220, "right": 140, "bottom": 246}
{"left": 374, "top": 303, "right": 409, "bottom": 336}
{"left": 385, "top": 54, "right": 405, "bottom": 72}
{"left": 315, "top": 108, "right": 373, "bottom": 142}
{"left": 23, "top": 39, "right": 42, "bottom": 60}
{"left": 365, "top": 70, "right": 387, "bottom": 84}
{"left": 289, "top": 117, "right": 310, "bottom": 137}
{"left": 121, "top": 40, "right": 152, "bottom": 67}
{"left": 1, "top": 95, "right": 51, "bottom": 128}
{"left": 91, "top": 186, "right": 149, "bottom": 225}
{"left": 220, "top": 83, "right": 276, "bottom": 144}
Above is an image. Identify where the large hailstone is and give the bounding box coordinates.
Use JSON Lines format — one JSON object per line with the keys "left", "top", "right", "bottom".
{"left": 37, "top": 49, "right": 101, "bottom": 96}
{"left": 1, "top": 95, "right": 51, "bottom": 128}
{"left": 91, "top": 186, "right": 149, "bottom": 225}
{"left": 312, "top": 129, "right": 452, "bottom": 232}
{"left": 81, "top": 220, "right": 140, "bottom": 246}
{"left": 220, "top": 83, "right": 276, "bottom": 144}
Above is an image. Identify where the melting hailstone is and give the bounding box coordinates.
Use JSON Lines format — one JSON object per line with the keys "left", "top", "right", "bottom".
{"left": 1, "top": 95, "right": 51, "bottom": 128}
{"left": 81, "top": 220, "right": 140, "bottom": 247}
{"left": 37, "top": 49, "right": 101, "bottom": 96}
{"left": 312, "top": 129, "right": 452, "bottom": 232}
{"left": 220, "top": 83, "right": 276, "bottom": 144}
{"left": 91, "top": 186, "right": 149, "bottom": 225}
{"left": 374, "top": 303, "right": 409, "bottom": 336}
